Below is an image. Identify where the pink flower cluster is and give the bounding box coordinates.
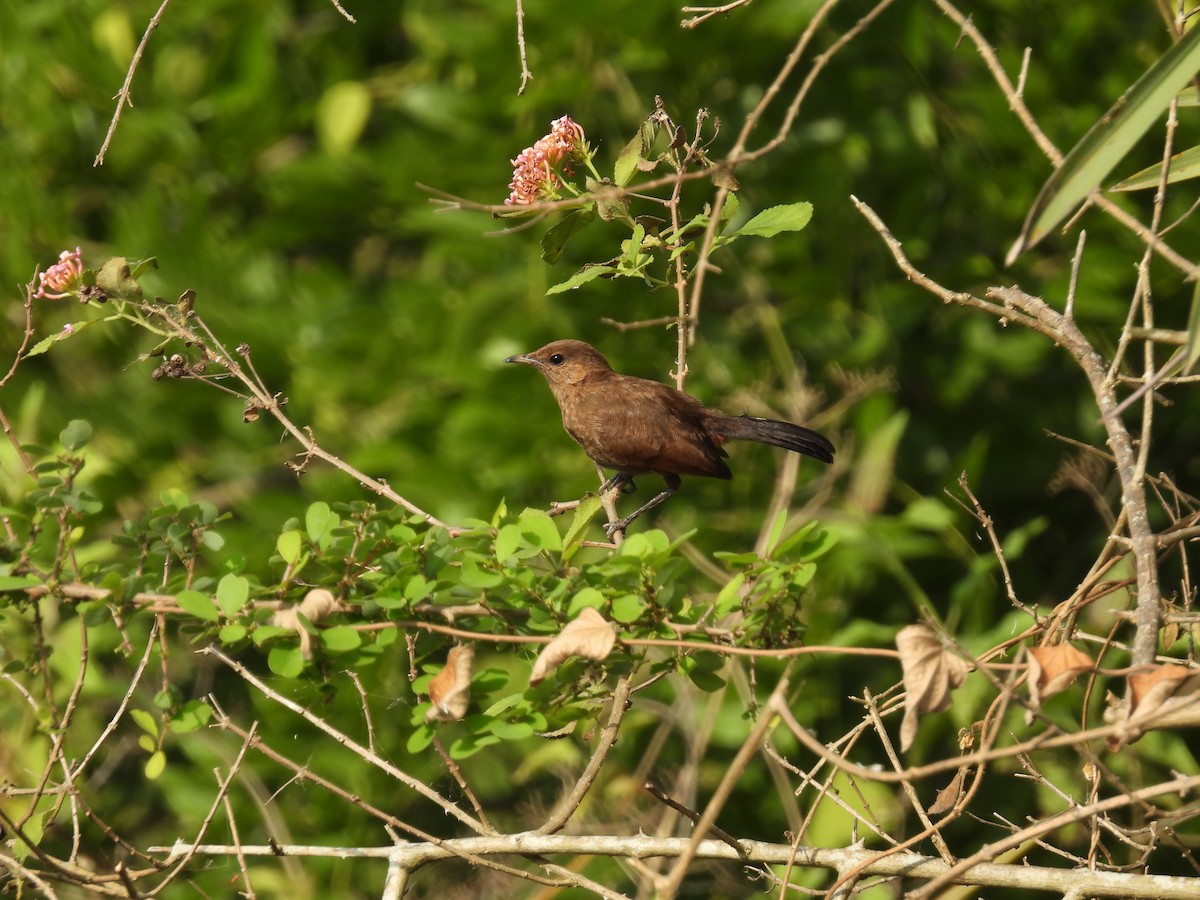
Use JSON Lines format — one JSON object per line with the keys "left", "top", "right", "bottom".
{"left": 35, "top": 247, "right": 83, "bottom": 300}
{"left": 506, "top": 116, "right": 587, "bottom": 206}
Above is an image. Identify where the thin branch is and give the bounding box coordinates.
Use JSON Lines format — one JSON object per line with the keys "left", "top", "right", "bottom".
{"left": 94, "top": 0, "right": 171, "bottom": 166}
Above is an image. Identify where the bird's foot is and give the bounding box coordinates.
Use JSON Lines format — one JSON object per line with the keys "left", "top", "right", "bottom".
{"left": 603, "top": 517, "right": 630, "bottom": 539}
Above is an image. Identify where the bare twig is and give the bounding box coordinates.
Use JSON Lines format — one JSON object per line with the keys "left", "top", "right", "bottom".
{"left": 94, "top": 0, "right": 171, "bottom": 166}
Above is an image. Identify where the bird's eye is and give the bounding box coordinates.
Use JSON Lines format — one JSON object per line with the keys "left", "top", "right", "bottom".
{"left": 548, "top": 353, "right": 565, "bottom": 365}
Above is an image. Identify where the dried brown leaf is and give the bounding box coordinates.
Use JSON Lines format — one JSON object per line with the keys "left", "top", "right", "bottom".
{"left": 530, "top": 607, "right": 616, "bottom": 685}
{"left": 426, "top": 645, "right": 475, "bottom": 722}
{"left": 1104, "top": 663, "right": 1200, "bottom": 749}
{"left": 270, "top": 588, "right": 340, "bottom": 659}
{"left": 897, "top": 624, "right": 971, "bottom": 752}
{"left": 1129, "top": 663, "right": 1200, "bottom": 723}
{"left": 928, "top": 767, "right": 969, "bottom": 817}
{"left": 1027, "top": 644, "right": 1094, "bottom": 714}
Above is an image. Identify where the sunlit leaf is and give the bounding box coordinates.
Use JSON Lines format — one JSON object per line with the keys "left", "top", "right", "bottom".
{"left": 1110, "top": 144, "right": 1200, "bottom": 191}
{"left": 1009, "top": 24, "right": 1200, "bottom": 260}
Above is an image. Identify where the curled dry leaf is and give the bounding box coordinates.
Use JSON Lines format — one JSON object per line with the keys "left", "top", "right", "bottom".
{"left": 426, "top": 645, "right": 475, "bottom": 723}
{"left": 896, "top": 624, "right": 972, "bottom": 752}
{"left": 270, "top": 588, "right": 339, "bottom": 659}
{"left": 1104, "top": 663, "right": 1200, "bottom": 749}
{"left": 1026, "top": 644, "right": 1094, "bottom": 720}
{"left": 530, "top": 607, "right": 617, "bottom": 685}
{"left": 928, "top": 767, "right": 969, "bottom": 817}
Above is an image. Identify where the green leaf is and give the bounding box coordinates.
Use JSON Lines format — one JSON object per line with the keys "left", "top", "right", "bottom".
{"left": 1110, "top": 143, "right": 1200, "bottom": 191}
{"left": 305, "top": 501, "right": 337, "bottom": 548}
{"left": 482, "top": 692, "right": 527, "bottom": 717}
{"left": 96, "top": 257, "right": 143, "bottom": 300}
{"left": 126, "top": 257, "right": 158, "bottom": 279}
{"left": 268, "top": 644, "right": 305, "bottom": 678}
{"left": 219, "top": 623, "right": 248, "bottom": 644}
{"left": 563, "top": 493, "right": 603, "bottom": 551}
{"left": 215, "top": 574, "right": 250, "bottom": 617}
{"left": 728, "top": 202, "right": 813, "bottom": 239}
{"left": 129, "top": 708, "right": 159, "bottom": 737}
{"left": 460, "top": 558, "right": 503, "bottom": 588}
{"left": 610, "top": 593, "right": 645, "bottom": 623}
{"left": 406, "top": 722, "right": 436, "bottom": 753}
{"left": 276, "top": 530, "right": 302, "bottom": 566}
{"left": 687, "top": 667, "right": 726, "bottom": 692}
{"left": 316, "top": 81, "right": 372, "bottom": 156}
{"left": 176, "top": 589, "right": 219, "bottom": 622}
{"left": 321, "top": 625, "right": 363, "bottom": 652}
{"left": 1009, "top": 24, "right": 1200, "bottom": 260}
{"left": 171, "top": 700, "right": 212, "bottom": 734}
{"left": 566, "top": 586, "right": 606, "bottom": 617}
{"left": 0, "top": 575, "right": 40, "bottom": 591}
{"left": 763, "top": 507, "right": 788, "bottom": 557}
{"left": 614, "top": 122, "right": 653, "bottom": 187}
{"left": 714, "top": 572, "right": 745, "bottom": 617}
{"left": 59, "top": 419, "right": 92, "bottom": 452}
{"left": 144, "top": 750, "right": 167, "bottom": 780}
{"left": 1185, "top": 280, "right": 1200, "bottom": 374}
{"left": 546, "top": 265, "right": 616, "bottom": 295}
{"left": 495, "top": 523, "right": 522, "bottom": 561}
{"left": 541, "top": 207, "right": 596, "bottom": 264}
{"left": 160, "top": 487, "right": 190, "bottom": 511}
{"left": 490, "top": 718, "right": 535, "bottom": 740}
{"left": 449, "top": 732, "right": 501, "bottom": 759}
{"left": 518, "top": 508, "right": 562, "bottom": 553}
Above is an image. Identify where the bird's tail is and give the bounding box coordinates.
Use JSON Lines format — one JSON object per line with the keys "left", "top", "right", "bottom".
{"left": 710, "top": 415, "right": 835, "bottom": 463}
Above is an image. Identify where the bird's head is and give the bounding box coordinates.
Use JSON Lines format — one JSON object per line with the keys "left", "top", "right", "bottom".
{"left": 505, "top": 340, "right": 613, "bottom": 389}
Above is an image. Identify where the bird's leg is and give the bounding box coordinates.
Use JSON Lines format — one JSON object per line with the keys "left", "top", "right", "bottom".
{"left": 604, "top": 475, "right": 681, "bottom": 538}
{"left": 599, "top": 472, "right": 636, "bottom": 496}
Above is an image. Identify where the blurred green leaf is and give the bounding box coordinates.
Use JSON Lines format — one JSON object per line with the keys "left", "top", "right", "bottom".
{"left": 1110, "top": 144, "right": 1200, "bottom": 191}
{"left": 316, "top": 81, "right": 372, "bottom": 156}
{"left": 1010, "top": 23, "right": 1200, "bottom": 259}
{"left": 59, "top": 419, "right": 92, "bottom": 451}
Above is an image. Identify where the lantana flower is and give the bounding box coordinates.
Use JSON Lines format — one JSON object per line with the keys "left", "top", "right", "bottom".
{"left": 35, "top": 247, "right": 83, "bottom": 300}
{"left": 506, "top": 116, "right": 589, "bottom": 206}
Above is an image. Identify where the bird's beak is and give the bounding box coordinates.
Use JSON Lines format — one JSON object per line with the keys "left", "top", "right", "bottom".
{"left": 505, "top": 353, "right": 538, "bottom": 367}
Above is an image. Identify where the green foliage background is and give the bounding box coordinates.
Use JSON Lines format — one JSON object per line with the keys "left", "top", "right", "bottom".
{"left": 2, "top": 0, "right": 1199, "bottom": 896}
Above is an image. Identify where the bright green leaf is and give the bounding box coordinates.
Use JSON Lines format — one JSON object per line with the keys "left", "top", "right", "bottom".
{"left": 171, "top": 700, "right": 212, "bottom": 734}
{"left": 610, "top": 593, "right": 646, "bottom": 623}
{"left": 316, "top": 81, "right": 372, "bottom": 156}
{"left": 130, "top": 708, "right": 159, "bottom": 737}
{"left": 277, "top": 530, "right": 302, "bottom": 566}
{"left": 176, "top": 589, "right": 219, "bottom": 622}
{"left": 546, "top": 265, "right": 616, "bottom": 295}
{"left": 215, "top": 574, "right": 250, "bottom": 617}
{"left": 518, "top": 508, "right": 562, "bottom": 553}
{"left": 305, "top": 501, "right": 336, "bottom": 548}
{"left": 729, "top": 202, "right": 813, "bottom": 238}
{"left": 495, "top": 523, "right": 522, "bottom": 561}
{"left": 144, "top": 750, "right": 166, "bottom": 780}
{"left": 460, "top": 558, "right": 503, "bottom": 588}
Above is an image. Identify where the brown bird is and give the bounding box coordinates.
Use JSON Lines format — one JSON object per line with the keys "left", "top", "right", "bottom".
{"left": 506, "top": 339, "right": 834, "bottom": 536}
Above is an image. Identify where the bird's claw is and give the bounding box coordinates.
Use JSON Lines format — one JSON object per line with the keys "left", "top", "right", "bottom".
{"left": 603, "top": 519, "right": 628, "bottom": 539}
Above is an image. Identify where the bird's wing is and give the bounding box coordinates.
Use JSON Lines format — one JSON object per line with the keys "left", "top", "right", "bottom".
{"left": 572, "top": 380, "right": 732, "bottom": 478}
